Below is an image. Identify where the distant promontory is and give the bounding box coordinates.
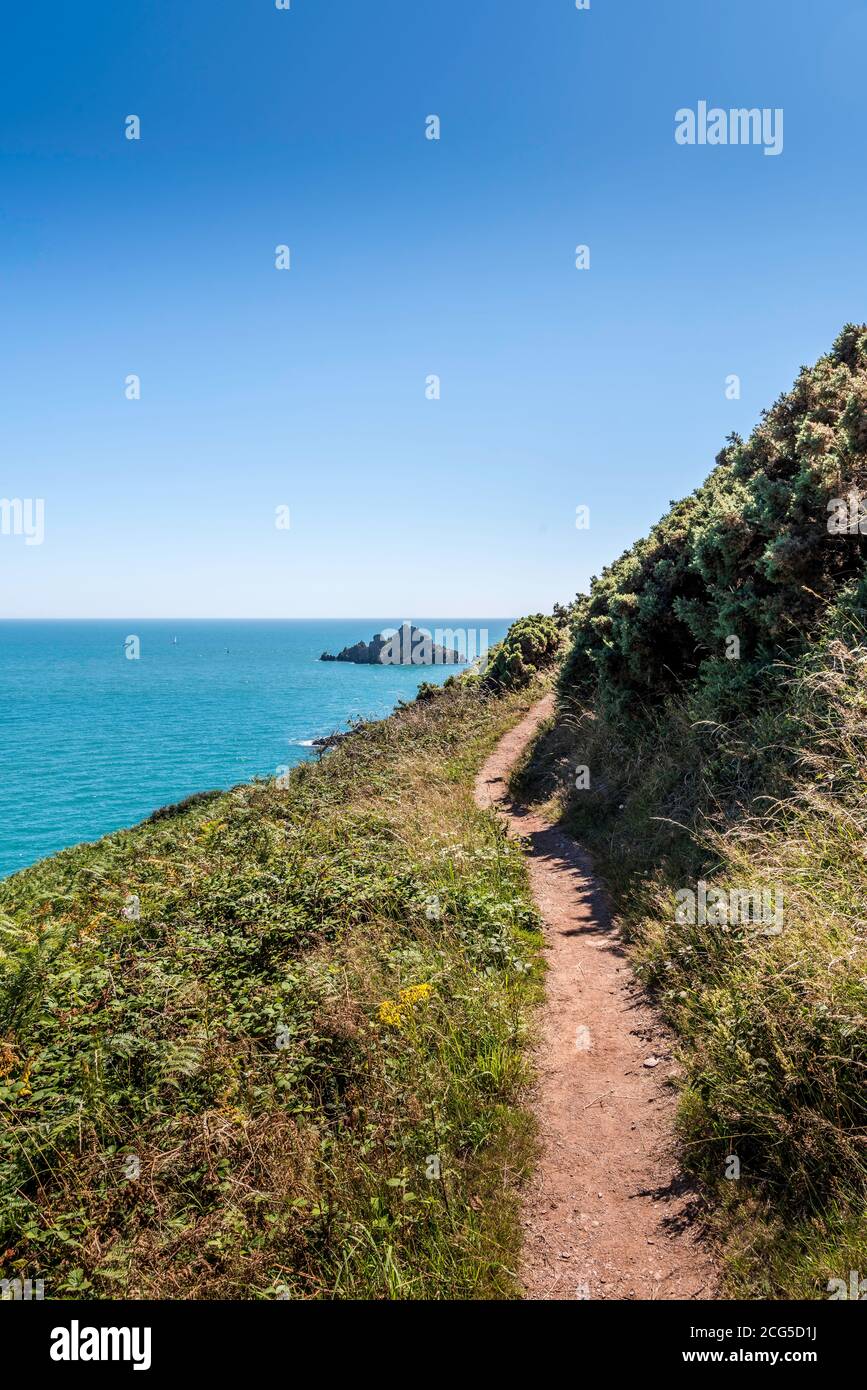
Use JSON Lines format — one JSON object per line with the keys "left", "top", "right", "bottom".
{"left": 320, "top": 622, "right": 465, "bottom": 666}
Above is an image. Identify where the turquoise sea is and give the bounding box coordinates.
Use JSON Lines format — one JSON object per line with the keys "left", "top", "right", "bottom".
{"left": 0, "top": 619, "right": 510, "bottom": 880}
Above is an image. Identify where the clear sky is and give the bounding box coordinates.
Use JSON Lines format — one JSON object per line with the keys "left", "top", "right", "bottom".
{"left": 2, "top": 0, "right": 866, "bottom": 618}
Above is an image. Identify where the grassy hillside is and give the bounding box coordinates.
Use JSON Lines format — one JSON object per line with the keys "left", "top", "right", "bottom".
{"left": 7, "top": 312, "right": 865, "bottom": 1304}
{"left": 0, "top": 678, "right": 548, "bottom": 1300}
{"left": 516, "top": 326, "right": 867, "bottom": 1297}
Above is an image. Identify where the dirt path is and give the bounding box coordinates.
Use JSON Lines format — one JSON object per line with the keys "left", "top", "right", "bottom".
{"left": 475, "top": 695, "right": 716, "bottom": 1301}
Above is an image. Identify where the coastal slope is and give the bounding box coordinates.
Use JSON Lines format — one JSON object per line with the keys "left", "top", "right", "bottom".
{"left": 0, "top": 670, "right": 549, "bottom": 1300}
{"left": 515, "top": 325, "right": 867, "bottom": 1297}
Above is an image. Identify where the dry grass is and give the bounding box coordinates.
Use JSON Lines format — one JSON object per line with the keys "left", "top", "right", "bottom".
{"left": 513, "top": 631, "right": 867, "bottom": 1298}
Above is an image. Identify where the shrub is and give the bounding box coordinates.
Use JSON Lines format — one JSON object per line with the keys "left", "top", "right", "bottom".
{"left": 483, "top": 615, "right": 561, "bottom": 691}
{"left": 560, "top": 325, "right": 867, "bottom": 718}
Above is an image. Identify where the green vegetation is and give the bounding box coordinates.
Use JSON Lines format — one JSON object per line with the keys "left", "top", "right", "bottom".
{"left": 482, "top": 614, "right": 561, "bottom": 691}
{"left": 561, "top": 323, "right": 867, "bottom": 719}
{"left": 416, "top": 614, "right": 561, "bottom": 705}
{"left": 0, "top": 683, "right": 546, "bottom": 1300}
{"left": 6, "top": 316, "right": 865, "bottom": 1302}
{"left": 516, "top": 327, "right": 867, "bottom": 1297}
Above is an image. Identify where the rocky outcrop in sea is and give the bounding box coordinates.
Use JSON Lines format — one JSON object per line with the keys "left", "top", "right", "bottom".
{"left": 320, "top": 622, "right": 465, "bottom": 666}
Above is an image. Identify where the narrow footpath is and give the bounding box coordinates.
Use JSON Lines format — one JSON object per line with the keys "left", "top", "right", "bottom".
{"left": 475, "top": 695, "right": 716, "bottom": 1301}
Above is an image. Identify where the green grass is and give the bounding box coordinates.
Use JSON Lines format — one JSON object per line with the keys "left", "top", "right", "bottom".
{"left": 0, "top": 681, "right": 546, "bottom": 1301}
{"left": 513, "top": 626, "right": 867, "bottom": 1298}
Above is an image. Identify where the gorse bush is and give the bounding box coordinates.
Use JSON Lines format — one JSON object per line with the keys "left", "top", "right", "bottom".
{"left": 483, "top": 614, "right": 561, "bottom": 691}
{"left": 560, "top": 324, "right": 867, "bottom": 717}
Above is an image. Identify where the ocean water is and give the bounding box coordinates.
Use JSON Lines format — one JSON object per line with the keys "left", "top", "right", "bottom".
{"left": 0, "top": 619, "right": 510, "bottom": 880}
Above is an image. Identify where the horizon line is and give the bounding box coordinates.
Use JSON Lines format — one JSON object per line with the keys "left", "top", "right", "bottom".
{"left": 0, "top": 615, "right": 518, "bottom": 622}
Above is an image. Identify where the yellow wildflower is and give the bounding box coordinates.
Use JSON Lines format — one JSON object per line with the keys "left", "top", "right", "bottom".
{"left": 399, "top": 983, "right": 432, "bottom": 1006}
{"left": 378, "top": 999, "right": 404, "bottom": 1028}
{"left": 378, "top": 983, "right": 433, "bottom": 1029}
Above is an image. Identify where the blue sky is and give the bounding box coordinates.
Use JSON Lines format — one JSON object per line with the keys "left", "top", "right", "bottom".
{"left": 2, "top": 0, "right": 866, "bottom": 618}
